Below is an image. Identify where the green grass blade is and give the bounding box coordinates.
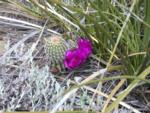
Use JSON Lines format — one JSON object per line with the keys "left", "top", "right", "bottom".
{"left": 105, "top": 65, "right": 150, "bottom": 113}
{"left": 143, "top": 0, "right": 150, "bottom": 47}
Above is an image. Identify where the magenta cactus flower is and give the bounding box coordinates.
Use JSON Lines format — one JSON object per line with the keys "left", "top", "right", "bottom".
{"left": 64, "top": 38, "right": 92, "bottom": 69}
{"left": 64, "top": 49, "right": 87, "bottom": 69}
{"left": 77, "top": 38, "right": 92, "bottom": 56}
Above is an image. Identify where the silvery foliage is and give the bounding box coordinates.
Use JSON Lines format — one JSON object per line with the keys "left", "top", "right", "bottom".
{"left": 0, "top": 64, "right": 71, "bottom": 111}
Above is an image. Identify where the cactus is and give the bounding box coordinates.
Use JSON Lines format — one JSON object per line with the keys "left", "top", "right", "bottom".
{"left": 44, "top": 35, "right": 68, "bottom": 68}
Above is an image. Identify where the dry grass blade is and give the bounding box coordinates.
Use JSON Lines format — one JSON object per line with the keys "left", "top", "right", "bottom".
{"left": 0, "top": 30, "right": 39, "bottom": 62}
{"left": 0, "top": 39, "right": 5, "bottom": 55}
{"left": 84, "top": 86, "right": 141, "bottom": 113}
{"left": 50, "top": 69, "right": 107, "bottom": 113}
{"left": 22, "top": 18, "right": 49, "bottom": 63}
{"left": 0, "top": 15, "right": 60, "bottom": 35}
{"left": 55, "top": 75, "right": 141, "bottom": 113}
{"left": 105, "top": 65, "right": 150, "bottom": 113}
{"left": 102, "top": 79, "right": 126, "bottom": 112}
{"left": 31, "top": 0, "right": 79, "bottom": 29}
{"left": 50, "top": 67, "right": 144, "bottom": 113}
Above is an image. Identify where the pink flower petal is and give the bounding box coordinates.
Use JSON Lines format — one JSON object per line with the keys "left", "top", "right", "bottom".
{"left": 64, "top": 49, "right": 87, "bottom": 69}
{"left": 77, "top": 38, "right": 92, "bottom": 56}
{"left": 64, "top": 37, "right": 93, "bottom": 70}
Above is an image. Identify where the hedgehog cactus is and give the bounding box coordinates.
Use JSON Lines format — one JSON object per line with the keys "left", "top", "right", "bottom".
{"left": 44, "top": 35, "right": 68, "bottom": 68}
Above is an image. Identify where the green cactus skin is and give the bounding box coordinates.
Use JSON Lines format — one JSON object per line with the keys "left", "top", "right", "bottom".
{"left": 44, "top": 35, "right": 68, "bottom": 68}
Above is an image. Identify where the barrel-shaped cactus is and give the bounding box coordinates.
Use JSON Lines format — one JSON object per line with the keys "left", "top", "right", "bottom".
{"left": 44, "top": 35, "right": 68, "bottom": 68}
